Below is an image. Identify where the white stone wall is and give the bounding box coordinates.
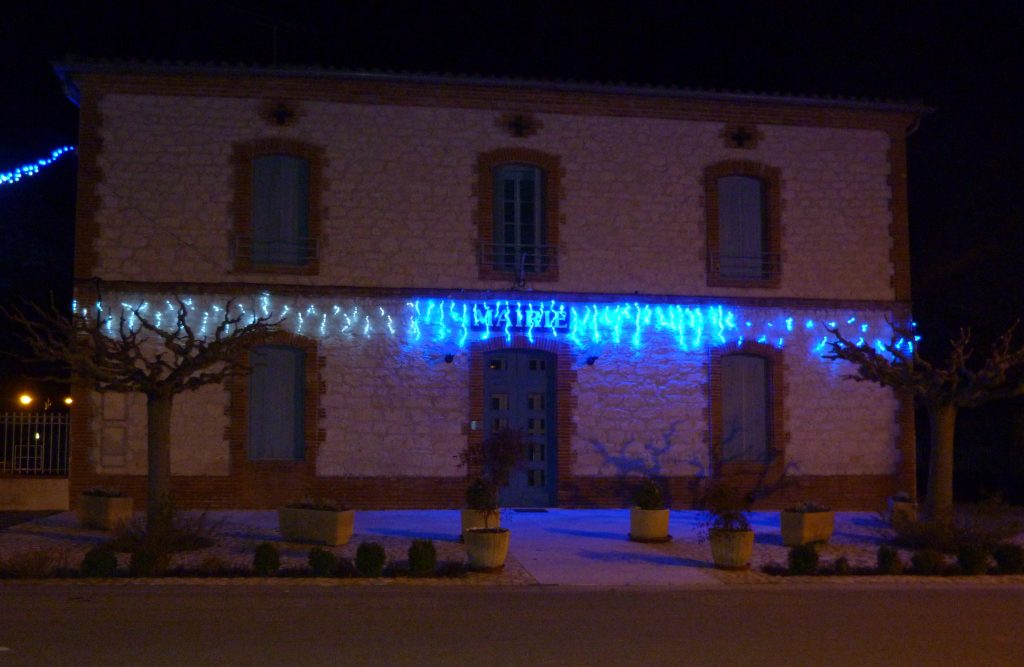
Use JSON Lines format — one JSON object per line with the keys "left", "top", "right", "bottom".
{"left": 82, "top": 294, "right": 902, "bottom": 480}
{"left": 92, "top": 94, "right": 895, "bottom": 301}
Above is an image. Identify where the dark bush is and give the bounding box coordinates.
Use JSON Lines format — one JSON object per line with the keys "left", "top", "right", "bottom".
{"left": 80, "top": 547, "right": 118, "bottom": 578}
{"left": 832, "top": 556, "right": 851, "bottom": 576}
{"left": 956, "top": 544, "right": 991, "bottom": 575}
{"left": 333, "top": 557, "right": 358, "bottom": 578}
{"left": 876, "top": 545, "right": 903, "bottom": 574}
{"left": 408, "top": 539, "right": 437, "bottom": 577}
{"left": 356, "top": 542, "right": 386, "bottom": 577}
{"left": 253, "top": 542, "right": 280, "bottom": 576}
{"left": 108, "top": 509, "right": 219, "bottom": 554}
{"left": 911, "top": 548, "right": 945, "bottom": 576}
{"left": 993, "top": 543, "right": 1024, "bottom": 574}
{"left": 890, "top": 513, "right": 1018, "bottom": 554}
{"left": 465, "top": 478, "right": 498, "bottom": 512}
{"left": 632, "top": 479, "right": 666, "bottom": 510}
{"left": 308, "top": 547, "right": 337, "bottom": 577}
{"left": 130, "top": 544, "right": 169, "bottom": 577}
{"left": 787, "top": 543, "right": 819, "bottom": 575}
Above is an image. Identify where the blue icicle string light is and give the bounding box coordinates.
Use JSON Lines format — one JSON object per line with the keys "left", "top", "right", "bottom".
{"left": 81, "top": 293, "right": 913, "bottom": 360}
{"left": 0, "top": 146, "right": 75, "bottom": 187}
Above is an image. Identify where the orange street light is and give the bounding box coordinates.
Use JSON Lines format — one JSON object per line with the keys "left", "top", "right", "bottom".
{"left": 18, "top": 393, "right": 33, "bottom": 407}
{"left": 63, "top": 397, "right": 74, "bottom": 406}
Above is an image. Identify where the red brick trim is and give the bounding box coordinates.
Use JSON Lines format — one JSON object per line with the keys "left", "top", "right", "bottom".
{"left": 223, "top": 331, "right": 325, "bottom": 506}
{"left": 704, "top": 160, "right": 783, "bottom": 288}
{"left": 707, "top": 341, "right": 788, "bottom": 494}
{"left": 72, "top": 86, "right": 104, "bottom": 280}
{"left": 230, "top": 138, "right": 326, "bottom": 276}
{"left": 475, "top": 148, "right": 564, "bottom": 282}
{"left": 886, "top": 129, "right": 913, "bottom": 301}
{"left": 72, "top": 71, "right": 921, "bottom": 132}
{"left": 79, "top": 278, "right": 913, "bottom": 313}
{"left": 466, "top": 335, "right": 577, "bottom": 505}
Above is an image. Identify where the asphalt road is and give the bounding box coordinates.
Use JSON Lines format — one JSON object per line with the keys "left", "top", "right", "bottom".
{"left": 1, "top": 583, "right": 1022, "bottom": 666}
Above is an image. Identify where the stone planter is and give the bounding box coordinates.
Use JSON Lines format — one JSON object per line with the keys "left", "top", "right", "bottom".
{"left": 464, "top": 527, "right": 510, "bottom": 572}
{"left": 461, "top": 508, "right": 501, "bottom": 538}
{"left": 709, "top": 528, "right": 755, "bottom": 570}
{"left": 629, "top": 507, "right": 671, "bottom": 542}
{"left": 278, "top": 507, "right": 354, "bottom": 546}
{"left": 77, "top": 494, "right": 133, "bottom": 530}
{"left": 780, "top": 510, "right": 834, "bottom": 546}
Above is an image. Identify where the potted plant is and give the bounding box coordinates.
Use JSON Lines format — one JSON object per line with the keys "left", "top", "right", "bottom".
{"left": 701, "top": 482, "right": 755, "bottom": 570}
{"left": 780, "top": 501, "right": 834, "bottom": 546}
{"left": 461, "top": 428, "right": 526, "bottom": 571}
{"left": 278, "top": 498, "right": 354, "bottom": 546}
{"left": 629, "top": 478, "right": 671, "bottom": 542}
{"left": 78, "top": 487, "right": 133, "bottom": 530}
{"left": 886, "top": 492, "right": 918, "bottom": 525}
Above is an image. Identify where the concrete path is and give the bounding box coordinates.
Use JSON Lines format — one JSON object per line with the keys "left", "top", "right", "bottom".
{"left": 356, "top": 508, "right": 721, "bottom": 586}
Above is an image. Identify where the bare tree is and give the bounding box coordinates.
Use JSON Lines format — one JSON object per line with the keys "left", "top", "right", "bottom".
{"left": 826, "top": 322, "right": 1024, "bottom": 523}
{"left": 5, "top": 288, "right": 280, "bottom": 534}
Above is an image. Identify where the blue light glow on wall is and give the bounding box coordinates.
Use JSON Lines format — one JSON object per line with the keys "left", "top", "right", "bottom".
{"left": 0, "top": 146, "right": 76, "bottom": 187}
{"left": 82, "top": 293, "right": 910, "bottom": 360}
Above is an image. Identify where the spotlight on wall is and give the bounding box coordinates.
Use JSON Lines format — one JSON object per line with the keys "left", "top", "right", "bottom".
{"left": 444, "top": 353, "right": 455, "bottom": 364}
{"left": 585, "top": 356, "right": 599, "bottom": 366}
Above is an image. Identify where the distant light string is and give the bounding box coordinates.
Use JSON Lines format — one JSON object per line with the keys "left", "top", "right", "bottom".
{"left": 0, "top": 146, "right": 76, "bottom": 187}
{"left": 74, "top": 294, "right": 918, "bottom": 360}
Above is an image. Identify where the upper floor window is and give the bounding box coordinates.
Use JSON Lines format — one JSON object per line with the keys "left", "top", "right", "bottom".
{"left": 251, "top": 154, "right": 311, "bottom": 266}
{"left": 493, "top": 164, "right": 546, "bottom": 275}
{"left": 248, "top": 345, "right": 305, "bottom": 461}
{"left": 477, "top": 149, "right": 562, "bottom": 283}
{"left": 705, "top": 161, "right": 781, "bottom": 287}
{"left": 232, "top": 139, "right": 324, "bottom": 275}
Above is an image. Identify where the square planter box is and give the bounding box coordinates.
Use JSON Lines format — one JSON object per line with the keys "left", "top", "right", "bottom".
{"left": 780, "top": 510, "right": 835, "bottom": 546}
{"left": 78, "top": 494, "right": 133, "bottom": 530}
{"left": 278, "top": 507, "right": 354, "bottom": 546}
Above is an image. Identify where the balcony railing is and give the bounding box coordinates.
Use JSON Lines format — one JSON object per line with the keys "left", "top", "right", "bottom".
{"left": 0, "top": 412, "right": 69, "bottom": 476}
{"left": 233, "top": 235, "right": 318, "bottom": 266}
{"left": 479, "top": 243, "right": 559, "bottom": 278}
{"left": 708, "top": 251, "right": 781, "bottom": 283}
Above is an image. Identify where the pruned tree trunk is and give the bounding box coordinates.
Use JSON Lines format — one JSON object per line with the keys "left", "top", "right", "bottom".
{"left": 146, "top": 391, "right": 174, "bottom": 534}
{"left": 925, "top": 403, "right": 957, "bottom": 524}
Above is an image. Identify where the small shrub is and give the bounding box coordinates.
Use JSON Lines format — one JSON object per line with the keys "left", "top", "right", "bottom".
{"left": 80, "top": 547, "right": 118, "bottom": 578}
{"left": 876, "top": 545, "right": 903, "bottom": 575}
{"left": 911, "top": 548, "right": 945, "bottom": 576}
{"left": 108, "top": 509, "right": 220, "bottom": 554}
{"left": 408, "top": 539, "right": 437, "bottom": 577}
{"left": 253, "top": 542, "right": 280, "bottom": 577}
{"left": 333, "top": 557, "right": 358, "bottom": 578}
{"left": 832, "top": 556, "right": 851, "bottom": 576}
{"left": 197, "top": 555, "right": 231, "bottom": 576}
{"left": 308, "top": 547, "right": 337, "bottom": 577}
{"left": 632, "top": 479, "right": 666, "bottom": 510}
{"left": 2, "top": 550, "right": 56, "bottom": 578}
{"left": 355, "top": 541, "right": 386, "bottom": 577}
{"left": 129, "top": 544, "right": 169, "bottom": 577}
{"left": 993, "top": 543, "right": 1024, "bottom": 574}
{"left": 465, "top": 478, "right": 498, "bottom": 512}
{"left": 956, "top": 544, "right": 991, "bottom": 575}
{"left": 787, "top": 543, "right": 819, "bottom": 575}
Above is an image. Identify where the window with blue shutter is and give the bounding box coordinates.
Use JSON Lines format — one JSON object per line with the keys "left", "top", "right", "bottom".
{"left": 717, "top": 175, "right": 766, "bottom": 279}
{"left": 251, "top": 155, "right": 311, "bottom": 266}
{"left": 248, "top": 345, "right": 305, "bottom": 460}
{"left": 720, "top": 354, "right": 769, "bottom": 463}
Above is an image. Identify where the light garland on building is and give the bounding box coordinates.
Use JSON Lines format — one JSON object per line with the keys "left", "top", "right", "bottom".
{"left": 0, "top": 146, "right": 76, "bottom": 187}
{"left": 75, "top": 294, "right": 918, "bottom": 359}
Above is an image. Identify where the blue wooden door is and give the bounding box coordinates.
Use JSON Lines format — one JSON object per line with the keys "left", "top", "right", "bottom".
{"left": 483, "top": 349, "right": 556, "bottom": 507}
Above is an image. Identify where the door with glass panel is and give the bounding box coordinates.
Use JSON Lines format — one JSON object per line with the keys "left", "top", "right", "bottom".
{"left": 483, "top": 349, "right": 556, "bottom": 506}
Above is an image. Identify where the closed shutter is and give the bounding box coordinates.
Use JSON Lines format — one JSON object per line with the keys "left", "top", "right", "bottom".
{"left": 248, "top": 346, "right": 305, "bottom": 460}
{"left": 717, "top": 175, "right": 764, "bottom": 278}
{"left": 721, "top": 354, "right": 769, "bottom": 463}
{"left": 252, "top": 155, "right": 310, "bottom": 265}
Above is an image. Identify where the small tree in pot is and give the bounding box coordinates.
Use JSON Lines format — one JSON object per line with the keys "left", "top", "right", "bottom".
{"left": 629, "top": 478, "right": 671, "bottom": 542}
{"left": 701, "top": 482, "right": 755, "bottom": 570}
{"left": 460, "top": 428, "right": 526, "bottom": 571}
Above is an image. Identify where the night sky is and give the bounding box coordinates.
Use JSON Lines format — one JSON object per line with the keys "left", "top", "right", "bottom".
{"left": 2, "top": 2, "right": 1023, "bottom": 489}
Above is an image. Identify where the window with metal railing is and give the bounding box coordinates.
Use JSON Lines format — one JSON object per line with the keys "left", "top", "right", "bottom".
{"left": 0, "top": 412, "right": 69, "bottom": 476}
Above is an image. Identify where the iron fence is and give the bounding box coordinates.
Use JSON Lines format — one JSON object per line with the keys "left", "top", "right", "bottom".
{"left": 0, "top": 412, "right": 69, "bottom": 476}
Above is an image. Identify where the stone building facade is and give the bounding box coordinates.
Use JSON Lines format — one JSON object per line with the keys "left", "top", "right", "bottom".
{"left": 57, "top": 61, "right": 924, "bottom": 509}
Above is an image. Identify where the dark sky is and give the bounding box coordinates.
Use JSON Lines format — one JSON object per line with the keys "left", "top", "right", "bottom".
{"left": 2, "top": 1, "right": 1023, "bottom": 394}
